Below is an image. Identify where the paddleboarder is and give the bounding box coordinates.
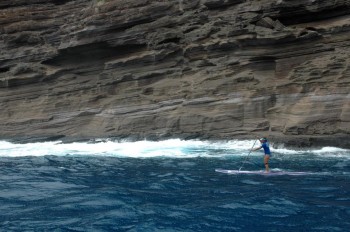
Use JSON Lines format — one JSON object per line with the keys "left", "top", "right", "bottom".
{"left": 252, "top": 138, "right": 271, "bottom": 172}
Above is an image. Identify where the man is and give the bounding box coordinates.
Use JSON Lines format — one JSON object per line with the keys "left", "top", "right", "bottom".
{"left": 252, "top": 138, "right": 271, "bottom": 172}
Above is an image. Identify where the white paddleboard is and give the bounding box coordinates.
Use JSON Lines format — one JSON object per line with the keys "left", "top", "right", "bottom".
{"left": 215, "top": 168, "right": 312, "bottom": 176}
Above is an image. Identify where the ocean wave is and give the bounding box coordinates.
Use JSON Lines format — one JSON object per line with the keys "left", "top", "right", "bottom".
{"left": 0, "top": 139, "right": 348, "bottom": 158}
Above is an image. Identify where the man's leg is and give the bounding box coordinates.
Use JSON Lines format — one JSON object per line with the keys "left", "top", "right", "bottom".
{"left": 264, "top": 155, "right": 270, "bottom": 172}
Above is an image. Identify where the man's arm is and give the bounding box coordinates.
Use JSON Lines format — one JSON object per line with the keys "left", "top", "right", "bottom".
{"left": 251, "top": 146, "right": 262, "bottom": 151}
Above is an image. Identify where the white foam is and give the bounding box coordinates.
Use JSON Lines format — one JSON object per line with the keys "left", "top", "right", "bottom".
{"left": 0, "top": 140, "right": 205, "bottom": 158}
{"left": 272, "top": 145, "right": 349, "bottom": 157}
{"left": 0, "top": 139, "right": 348, "bottom": 158}
{"left": 313, "top": 147, "right": 348, "bottom": 154}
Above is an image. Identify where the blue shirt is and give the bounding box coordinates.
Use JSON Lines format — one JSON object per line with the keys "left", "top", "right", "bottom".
{"left": 261, "top": 142, "right": 271, "bottom": 155}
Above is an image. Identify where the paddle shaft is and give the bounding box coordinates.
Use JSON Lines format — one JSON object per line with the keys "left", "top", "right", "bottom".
{"left": 239, "top": 139, "right": 258, "bottom": 171}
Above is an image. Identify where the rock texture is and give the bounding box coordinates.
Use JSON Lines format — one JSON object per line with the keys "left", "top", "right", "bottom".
{"left": 0, "top": 0, "right": 350, "bottom": 147}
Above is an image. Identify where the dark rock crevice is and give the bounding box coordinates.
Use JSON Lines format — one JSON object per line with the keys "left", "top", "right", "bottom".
{"left": 42, "top": 42, "right": 147, "bottom": 67}
{"left": 274, "top": 5, "right": 350, "bottom": 26}
{"left": 0, "top": 67, "right": 10, "bottom": 73}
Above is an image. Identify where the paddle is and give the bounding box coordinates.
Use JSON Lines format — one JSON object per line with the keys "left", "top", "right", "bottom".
{"left": 239, "top": 139, "right": 258, "bottom": 171}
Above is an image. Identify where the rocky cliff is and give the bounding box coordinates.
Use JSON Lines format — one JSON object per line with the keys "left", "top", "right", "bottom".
{"left": 0, "top": 0, "right": 349, "bottom": 147}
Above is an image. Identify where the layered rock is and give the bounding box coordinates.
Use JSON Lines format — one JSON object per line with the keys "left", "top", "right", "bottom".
{"left": 0, "top": 0, "right": 349, "bottom": 147}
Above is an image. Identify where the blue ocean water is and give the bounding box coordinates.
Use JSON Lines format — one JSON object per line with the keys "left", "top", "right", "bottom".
{"left": 0, "top": 139, "right": 349, "bottom": 231}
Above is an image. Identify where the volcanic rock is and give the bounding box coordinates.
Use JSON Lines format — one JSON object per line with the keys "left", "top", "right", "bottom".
{"left": 0, "top": 0, "right": 349, "bottom": 148}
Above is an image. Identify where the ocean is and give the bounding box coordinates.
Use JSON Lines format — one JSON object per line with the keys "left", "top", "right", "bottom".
{"left": 0, "top": 139, "right": 349, "bottom": 231}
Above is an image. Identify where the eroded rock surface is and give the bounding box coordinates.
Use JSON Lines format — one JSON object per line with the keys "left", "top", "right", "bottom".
{"left": 0, "top": 0, "right": 349, "bottom": 147}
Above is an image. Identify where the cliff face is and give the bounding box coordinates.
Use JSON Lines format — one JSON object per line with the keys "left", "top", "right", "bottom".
{"left": 0, "top": 0, "right": 349, "bottom": 147}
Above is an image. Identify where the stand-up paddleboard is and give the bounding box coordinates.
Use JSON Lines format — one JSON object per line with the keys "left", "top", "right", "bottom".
{"left": 215, "top": 169, "right": 312, "bottom": 176}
